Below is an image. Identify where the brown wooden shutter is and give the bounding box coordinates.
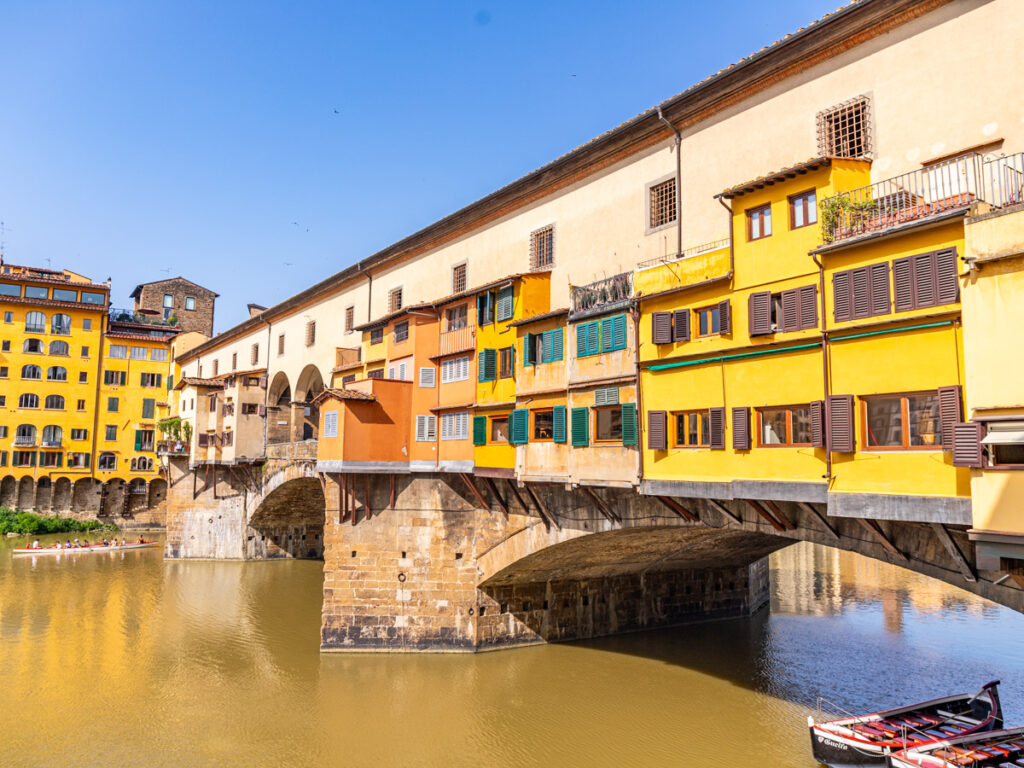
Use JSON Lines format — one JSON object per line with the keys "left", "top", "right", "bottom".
{"left": 748, "top": 291, "right": 772, "bottom": 335}
{"left": 826, "top": 394, "right": 855, "bottom": 453}
{"left": 892, "top": 257, "right": 913, "bottom": 311}
{"left": 732, "top": 407, "right": 750, "bottom": 450}
{"left": 952, "top": 422, "right": 985, "bottom": 468}
{"left": 936, "top": 247, "right": 960, "bottom": 304}
{"left": 717, "top": 299, "right": 731, "bottom": 334}
{"left": 709, "top": 407, "right": 725, "bottom": 450}
{"left": 832, "top": 271, "right": 852, "bottom": 322}
{"left": 869, "top": 262, "right": 890, "bottom": 316}
{"left": 798, "top": 285, "right": 817, "bottom": 330}
{"left": 779, "top": 290, "right": 797, "bottom": 332}
{"left": 810, "top": 400, "right": 825, "bottom": 448}
{"left": 852, "top": 267, "right": 870, "bottom": 318}
{"left": 913, "top": 252, "right": 937, "bottom": 308}
{"left": 651, "top": 312, "right": 672, "bottom": 345}
{"left": 673, "top": 309, "right": 690, "bottom": 342}
{"left": 647, "top": 410, "right": 668, "bottom": 450}
{"left": 937, "top": 385, "right": 964, "bottom": 451}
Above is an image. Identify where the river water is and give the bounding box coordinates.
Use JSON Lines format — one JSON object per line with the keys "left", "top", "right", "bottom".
{"left": 1, "top": 535, "right": 1022, "bottom": 768}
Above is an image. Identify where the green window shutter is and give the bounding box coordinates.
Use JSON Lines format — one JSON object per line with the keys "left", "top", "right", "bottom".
{"left": 523, "top": 333, "right": 535, "bottom": 366}
{"left": 552, "top": 328, "right": 563, "bottom": 361}
{"left": 510, "top": 409, "right": 529, "bottom": 444}
{"left": 84, "top": 453, "right": 90, "bottom": 468}
{"left": 167, "top": 375, "right": 173, "bottom": 391}
{"left": 473, "top": 415, "right": 487, "bottom": 445}
{"left": 552, "top": 405, "right": 566, "bottom": 443}
{"left": 541, "top": 331, "right": 552, "bottom": 363}
{"left": 156, "top": 373, "right": 162, "bottom": 387}
{"left": 496, "top": 286, "right": 514, "bottom": 321}
{"left": 140, "top": 372, "right": 147, "bottom": 386}
{"left": 586, "top": 322, "right": 599, "bottom": 355}
{"left": 576, "top": 324, "right": 589, "bottom": 357}
{"left": 600, "top": 317, "right": 613, "bottom": 352}
{"left": 485, "top": 348, "right": 497, "bottom": 380}
{"left": 621, "top": 403, "right": 638, "bottom": 445}
{"left": 478, "top": 351, "right": 489, "bottom": 382}
{"left": 134, "top": 430, "right": 143, "bottom": 451}
{"left": 611, "top": 315, "right": 627, "bottom": 351}
{"left": 571, "top": 407, "right": 589, "bottom": 447}
{"left": 143, "top": 398, "right": 155, "bottom": 419}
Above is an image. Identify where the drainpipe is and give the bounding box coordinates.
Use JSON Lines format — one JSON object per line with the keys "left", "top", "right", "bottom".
{"left": 811, "top": 252, "right": 832, "bottom": 482}
{"left": 715, "top": 196, "right": 736, "bottom": 283}
{"left": 656, "top": 107, "right": 682, "bottom": 259}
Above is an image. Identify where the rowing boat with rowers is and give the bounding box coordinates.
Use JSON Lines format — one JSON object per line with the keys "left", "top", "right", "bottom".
{"left": 808, "top": 681, "right": 1002, "bottom": 767}
{"left": 888, "top": 724, "right": 1024, "bottom": 767}
{"left": 11, "top": 541, "right": 159, "bottom": 556}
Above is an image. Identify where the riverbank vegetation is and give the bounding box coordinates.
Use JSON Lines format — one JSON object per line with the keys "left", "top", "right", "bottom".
{"left": 0, "top": 507, "right": 116, "bottom": 536}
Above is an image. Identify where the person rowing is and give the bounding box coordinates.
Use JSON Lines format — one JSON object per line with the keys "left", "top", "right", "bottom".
{"left": 31, "top": 540, "right": 40, "bottom": 549}
{"left": 137, "top": 535, "right": 145, "bottom": 544}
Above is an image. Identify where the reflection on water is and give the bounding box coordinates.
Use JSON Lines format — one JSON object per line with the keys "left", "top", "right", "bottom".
{"left": 0, "top": 535, "right": 1022, "bottom": 768}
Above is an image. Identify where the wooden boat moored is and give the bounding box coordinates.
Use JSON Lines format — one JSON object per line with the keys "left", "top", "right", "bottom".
{"left": 889, "top": 724, "right": 1024, "bottom": 767}
{"left": 808, "top": 681, "right": 1002, "bottom": 768}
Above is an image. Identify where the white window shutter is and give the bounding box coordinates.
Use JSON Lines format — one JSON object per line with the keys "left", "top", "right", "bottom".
{"left": 419, "top": 367, "right": 435, "bottom": 387}
{"left": 388, "top": 366, "right": 395, "bottom": 379}
{"left": 595, "top": 387, "right": 619, "bottom": 406}
{"left": 427, "top": 415, "right": 436, "bottom": 441}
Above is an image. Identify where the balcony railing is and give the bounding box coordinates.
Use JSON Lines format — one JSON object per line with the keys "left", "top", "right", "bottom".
{"left": 157, "top": 440, "right": 190, "bottom": 455}
{"left": 41, "top": 440, "right": 62, "bottom": 448}
{"left": 636, "top": 238, "right": 730, "bottom": 270}
{"left": 335, "top": 347, "right": 362, "bottom": 369}
{"left": 438, "top": 325, "right": 475, "bottom": 356}
{"left": 13, "top": 436, "right": 37, "bottom": 446}
{"left": 820, "top": 152, "right": 1024, "bottom": 244}
{"left": 570, "top": 271, "right": 633, "bottom": 317}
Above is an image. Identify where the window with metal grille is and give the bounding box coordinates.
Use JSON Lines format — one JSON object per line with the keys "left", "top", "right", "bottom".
{"left": 530, "top": 225, "right": 554, "bottom": 270}
{"left": 305, "top": 321, "right": 316, "bottom": 346}
{"left": 278, "top": 334, "right": 285, "bottom": 355}
{"left": 370, "top": 327, "right": 383, "bottom": 345}
{"left": 231, "top": 352, "right": 237, "bottom": 370}
{"left": 648, "top": 178, "right": 677, "bottom": 230}
{"left": 817, "top": 96, "right": 872, "bottom": 158}
{"left": 388, "top": 288, "right": 403, "bottom": 313}
{"left": 345, "top": 306, "right": 355, "bottom": 333}
{"left": 394, "top": 321, "right": 409, "bottom": 343}
{"left": 452, "top": 264, "right": 467, "bottom": 294}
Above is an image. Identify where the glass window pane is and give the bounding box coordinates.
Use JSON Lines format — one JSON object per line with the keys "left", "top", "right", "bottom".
{"left": 866, "top": 398, "right": 903, "bottom": 447}
{"left": 806, "top": 192, "right": 817, "bottom": 224}
{"left": 699, "top": 311, "right": 709, "bottom": 336}
{"left": 700, "top": 412, "right": 710, "bottom": 446}
{"left": 80, "top": 291, "right": 104, "bottom": 304}
{"left": 675, "top": 414, "right": 686, "bottom": 446}
{"left": 761, "top": 409, "right": 787, "bottom": 444}
{"left": 52, "top": 288, "right": 77, "bottom": 301}
{"left": 491, "top": 418, "right": 508, "bottom": 442}
{"left": 688, "top": 413, "right": 699, "bottom": 446}
{"left": 25, "top": 286, "right": 48, "bottom": 299}
{"left": 908, "top": 394, "right": 940, "bottom": 447}
{"left": 0, "top": 283, "right": 19, "bottom": 296}
{"left": 793, "top": 201, "right": 805, "bottom": 228}
{"left": 709, "top": 307, "right": 720, "bottom": 334}
{"left": 791, "top": 407, "right": 811, "bottom": 444}
{"left": 763, "top": 207, "right": 772, "bottom": 236}
{"left": 533, "top": 411, "right": 553, "bottom": 440}
{"left": 596, "top": 408, "right": 622, "bottom": 441}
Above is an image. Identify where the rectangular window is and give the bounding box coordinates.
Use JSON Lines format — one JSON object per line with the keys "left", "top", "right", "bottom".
{"left": 163, "top": 294, "right": 174, "bottom": 308}
{"left": 367, "top": 368, "right": 384, "bottom": 379}
{"left": 107, "top": 397, "right": 119, "bottom": 412}
{"left": 419, "top": 366, "right": 435, "bottom": 388}
{"left": 789, "top": 190, "right": 817, "bottom": 229}
{"left": 81, "top": 346, "right": 90, "bottom": 357}
{"left": 695, "top": 305, "right": 721, "bottom": 337}
{"left": 2, "top": 311, "right": 10, "bottom": 322}
{"left": 532, "top": 409, "right": 554, "bottom": 441}
{"left": 0, "top": 426, "right": 5, "bottom": 438}
{"left": 242, "top": 403, "right": 259, "bottom": 415}
{"left": 477, "top": 292, "right": 494, "bottom": 325}
{"left": 495, "top": 286, "right": 514, "bottom": 322}
{"left": 82, "top": 318, "right": 92, "bottom": 330}
{"left": 68, "top": 453, "right": 90, "bottom": 468}
{"left": 675, "top": 410, "right": 711, "bottom": 447}
{"left": 41, "top": 452, "right": 63, "bottom": 468}
{"left": 212, "top": 359, "right": 219, "bottom": 376}
{"left": 323, "top": 410, "right": 338, "bottom": 438}
{"left": 71, "top": 428, "right": 88, "bottom": 440}
{"left": 345, "top": 306, "right": 355, "bottom": 333}
{"left": 231, "top": 352, "right": 237, "bottom": 370}
{"left": 452, "top": 263, "right": 467, "bottom": 294}
{"left": 0, "top": 286, "right": 17, "bottom": 298}
{"left": 1, "top": 340, "right": 7, "bottom": 351}
{"left": 370, "top": 327, "right": 383, "bottom": 345}
{"left": 53, "top": 288, "right": 77, "bottom": 302}
{"left": 490, "top": 416, "right": 509, "bottom": 444}
{"left": 142, "top": 399, "right": 156, "bottom": 419}
{"left": 80, "top": 291, "right": 104, "bottom": 305}
{"left": 594, "top": 407, "right": 623, "bottom": 442}
{"left": 250, "top": 343, "right": 259, "bottom": 365}
{"left": 446, "top": 304, "right": 468, "bottom": 331}
{"left": 25, "top": 285, "right": 48, "bottom": 300}
{"left": 137, "top": 429, "right": 155, "bottom": 450}
{"left": 185, "top": 296, "right": 196, "bottom": 311}
{"left": 527, "top": 328, "right": 563, "bottom": 365}
{"left": 817, "top": 96, "right": 871, "bottom": 158}
{"left": 863, "top": 392, "right": 942, "bottom": 450}
{"left": 103, "top": 370, "right": 127, "bottom": 386}
{"left": 441, "top": 412, "right": 469, "bottom": 441}
{"left": 278, "top": 334, "right": 285, "bottom": 355}
{"left": 79, "top": 372, "right": 88, "bottom": 383}
{"left": 746, "top": 204, "right": 772, "bottom": 241}
{"left": 13, "top": 451, "right": 37, "bottom": 467}
{"left": 109, "top": 345, "right": 127, "bottom": 359}
{"left": 530, "top": 225, "right": 554, "bottom": 270}
{"left": 76, "top": 399, "right": 85, "bottom": 411}
{"left": 0, "top": 366, "right": 6, "bottom": 377}
{"left": 150, "top": 348, "right": 168, "bottom": 361}
{"left": 758, "top": 406, "right": 812, "bottom": 446}
{"left": 415, "top": 414, "right": 436, "bottom": 442}
{"left": 305, "top": 321, "right": 316, "bottom": 346}
{"left": 441, "top": 355, "right": 470, "bottom": 384}
{"left": 388, "top": 288, "right": 403, "bottom": 313}
{"left": 648, "top": 177, "right": 677, "bottom": 230}
{"left": 131, "top": 346, "right": 147, "bottom": 360}
{"left": 832, "top": 262, "right": 891, "bottom": 322}
{"left": 499, "top": 347, "right": 514, "bottom": 378}
{"left": 105, "top": 425, "right": 117, "bottom": 441}
{"left": 394, "top": 321, "right": 409, "bottom": 343}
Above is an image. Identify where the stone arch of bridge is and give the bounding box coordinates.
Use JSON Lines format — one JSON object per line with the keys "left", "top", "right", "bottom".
{"left": 246, "top": 464, "right": 325, "bottom": 559}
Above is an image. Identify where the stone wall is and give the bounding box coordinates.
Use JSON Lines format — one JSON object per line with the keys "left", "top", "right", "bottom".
{"left": 135, "top": 278, "right": 216, "bottom": 336}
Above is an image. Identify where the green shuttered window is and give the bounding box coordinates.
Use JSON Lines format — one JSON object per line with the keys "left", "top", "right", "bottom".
{"left": 524, "top": 328, "right": 563, "bottom": 365}
{"left": 552, "top": 405, "right": 566, "bottom": 443}
{"left": 495, "top": 286, "right": 514, "bottom": 322}
{"left": 478, "top": 349, "right": 497, "bottom": 382}
{"left": 577, "top": 314, "right": 626, "bottom": 357}
{"left": 621, "top": 403, "right": 637, "bottom": 446}
{"left": 472, "top": 415, "right": 487, "bottom": 445}
{"left": 571, "top": 407, "right": 589, "bottom": 447}
{"left": 510, "top": 409, "right": 529, "bottom": 444}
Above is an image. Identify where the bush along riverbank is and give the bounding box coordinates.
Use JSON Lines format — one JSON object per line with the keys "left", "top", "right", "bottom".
{"left": 0, "top": 507, "right": 117, "bottom": 536}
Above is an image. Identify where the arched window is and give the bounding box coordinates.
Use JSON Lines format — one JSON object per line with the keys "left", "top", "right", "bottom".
{"left": 18, "top": 393, "right": 39, "bottom": 408}
{"left": 46, "top": 366, "right": 67, "bottom": 381}
{"left": 130, "top": 458, "right": 137, "bottom": 471}
{"left": 15, "top": 424, "right": 36, "bottom": 444}
{"left": 138, "top": 457, "right": 152, "bottom": 471}
{"left": 21, "top": 364, "right": 41, "bottom": 379}
{"left": 25, "top": 311, "right": 45, "bottom": 333}
{"left": 50, "top": 314, "right": 71, "bottom": 335}
{"left": 23, "top": 339, "right": 43, "bottom": 354}
{"left": 48, "top": 340, "right": 69, "bottom": 356}
{"left": 41, "top": 425, "right": 62, "bottom": 446}
{"left": 98, "top": 453, "right": 116, "bottom": 470}
{"left": 44, "top": 395, "right": 65, "bottom": 410}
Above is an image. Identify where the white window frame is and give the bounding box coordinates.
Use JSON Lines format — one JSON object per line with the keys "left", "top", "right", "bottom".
{"left": 415, "top": 414, "right": 436, "bottom": 442}
{"left": 440, "top": 355, "right": 470, "bottom": 384}
{"left": 441, "top": 411, "right": 469, "bottom": 441}
{"left": 323, "top": 410, "right": 338, "bottom": 438}
{"left": 419, "top": 367, "right": 435, "bottom": 388}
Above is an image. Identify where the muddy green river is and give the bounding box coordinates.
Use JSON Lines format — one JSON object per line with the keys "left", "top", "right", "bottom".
{"left": 1, "top": 535, "right": 1021, "bottom": 767}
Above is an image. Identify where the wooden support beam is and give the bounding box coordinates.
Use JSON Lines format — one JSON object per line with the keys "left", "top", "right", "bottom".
{"left": 505, "top": 479, "right": 531, "bottom": 515}
{"left": 797, "top": 501, "right": 840, "bottom": 540}
{"left": 745, "top": 499, "right": 785, "bottom": 532}
{"left": 930, "top": 523, "right": 977, "bottom": 583}
{"left": 192, "top": 468, "right": 198, "bottom": 500}
{"left": 763, "top": 499, "right": 796, "bottom": 530}
{"left": 389, "top": 474, "right": 396, "bottom": 509}
{"left": 525, "top": 484, "right": 560, "bottom": 531}
{"left": 581, "top": 486, "right": 620, "bottom": 524}
{"left": 656, "top": 495, "right": 699, "bottom": 523}
{"left": 485, "top": 477, "right": 509, "bottom": 517}
{"left": 460, "top": 473, "right": 489, "bottom": 511}
{"left": 364, "top": 474, "right": 371, "bottom": 521}
{"left": 706, "top": 498, "right": 742, "bottom": 526}
{"left": 857, "top": 518, "right": 906, "bottom": 561}
{"left": 317, "top": 472, "right": 327, "bottom": 504}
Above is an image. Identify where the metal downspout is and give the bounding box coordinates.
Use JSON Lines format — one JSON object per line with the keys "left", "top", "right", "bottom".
{"left": 811, "top": 253, "right": 832, "bottom": 482}
{"left": 715, "top": 196, "right": 735, "bottom": 282}
{"left": 656, "top": 107, "right": 682, "bottom": 259}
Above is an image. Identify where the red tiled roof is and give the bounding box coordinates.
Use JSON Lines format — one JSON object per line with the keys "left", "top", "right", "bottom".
{"left": 175, "top": 377, "right": 225, "bottom": 390}
{"left": 312, "top": 387, "right": 376, "bottom": 405}
{"left": 0, "top": 294, "right": 107, "bottom": 311}
{"left": 717, "top": 158, "right": 839, "bottom": 199}
{"left": 106, "top": 331, "right": 174, "bottom": 342}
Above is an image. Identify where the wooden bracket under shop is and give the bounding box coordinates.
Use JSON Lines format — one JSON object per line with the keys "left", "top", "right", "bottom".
{"left": 656, "top": 495, "right": 699, "bottom": 523}
{"left": 580, "top": 485, "right": 620, "bottom": 524}
{"left": 505, "top": 479, "right": 530, "bottom": 516}
{"left": 796, "top": 501, "right": 840, "bottom": 540}
{"left": 930, "top": 523, "right": 976, "bottom": 582}
{"left": 485, "top": 477, "right": 509, "bottom": 517}
{"left": 525, "top": 484, "right": 560, "bottom": 531}
{"left": 745, "top": 499, "right": 785, "bottom": 532}
{"left": 857, "top": 518, "right": 907, "bottom": 561}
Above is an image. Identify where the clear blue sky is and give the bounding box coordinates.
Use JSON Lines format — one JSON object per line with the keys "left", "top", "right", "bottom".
{"left": 0, "top": 0, "right": 840, "bottom": 332}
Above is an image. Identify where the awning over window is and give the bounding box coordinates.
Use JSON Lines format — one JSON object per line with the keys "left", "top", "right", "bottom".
{"left": 981, "top": 426, "right": 1024, "bottom": 445}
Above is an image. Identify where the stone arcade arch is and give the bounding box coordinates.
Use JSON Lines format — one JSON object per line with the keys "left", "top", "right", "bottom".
{"left": 148, "top": 478, "right": 167, "bottom": 509}
{"left": 34, "top": 477, "right": 52, "bottom": 511}
{"left": 72, "top": 479, "right": 100, "bottom": 513}
{"left": 52, "top": 478, "right": 72, "bottom": 512}
{"left": 245, "top": 466, "right": 325, "bottom": 559}
{"left": 127, "top": 479, "right": 148, "bottom": 515}
{"left": 0, "top": 476, "right": 16, "bottom": 508}
{"left": 17, "top": 477, "right": 34, "bottom": 510}
{"left": 293, "top": 364, "right": 326, "bottom": 442}
{"left": 101, "top": 479, "right": 126, "bottom": 517}
{"left": 266, "top": 372, "right": 292, "bottom": 445}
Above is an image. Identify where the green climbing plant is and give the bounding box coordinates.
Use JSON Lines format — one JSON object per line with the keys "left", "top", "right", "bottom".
{"left": 820, "top": 195, "right": 883, "bottom": 242}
